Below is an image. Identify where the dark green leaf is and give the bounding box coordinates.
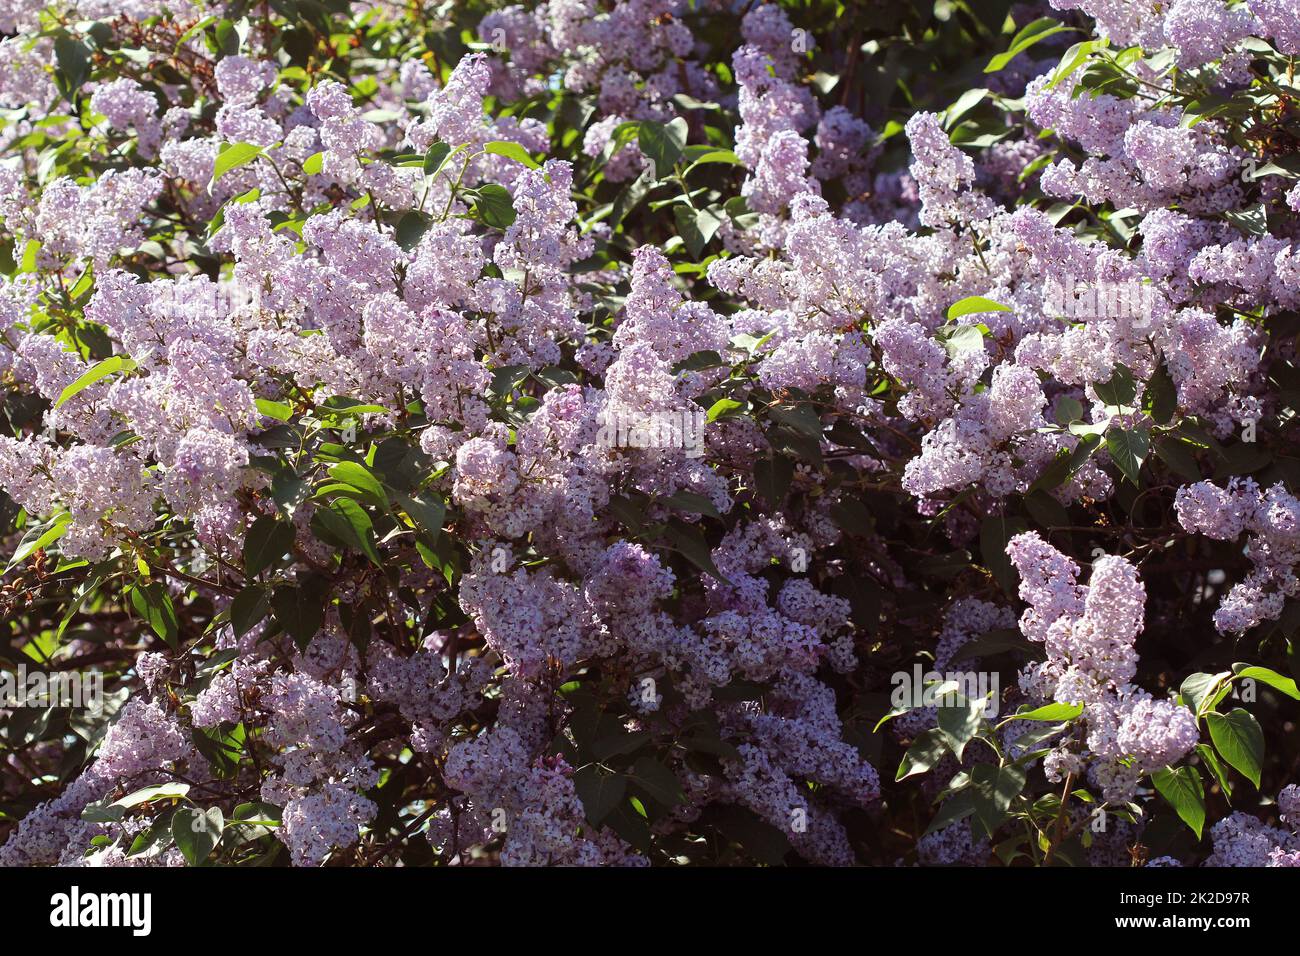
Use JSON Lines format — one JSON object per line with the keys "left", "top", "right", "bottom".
{"left": 231, "top": 585, "right": 270, "bottom": 638}
{"left": 422, "top": 141, "right": 452, "bottom": 176}
{"left": 1106, "top": 427, "right": 1149, "bottom": 486}
{"left": 128, "top": 582, "right": 179, "bottom": 650}
{"left": 396, "top": 492, "right": 445, "bottom": 546}
{"left": 1153, "top": 766, "right": 1206, "bottom": 839}
{"left": 936, "top": 693, "right": 987, "bottom": 761}
{"left": 394, "top": 211, "right": 430, "bottom": 251}
{"left": 637, "top": 118, "right": 688, "bottom": 179}
{"left": 1094, "top": 364, "right": 1137, "bottom": 407}
{"left": 469, "top": 183, "right": 516, "bottom": 228}
{"left": 628, "top": 756, "right": 685, "bottom": 807}
{"left": 753, "top": 454, "right": 793, "bottom": 509}
{"left": 310, "top": 498, "right": 382, "bottom": 564}
{"left": 980, "top": 515, "right": 1028, "bottom": 596}
{"left": 663, "top": 519, "right": 727, "bottom": 582}
{"left": 572, "top": 766, "right": 626, "bottom": 825}
{"left": 271, "top": 582, "right": 326, "bottom": 650}
{"left": 1146, "top": 363, "right": 1177, "bottom": 425}
{"left": 897, "top": 727, "right": 948, "bottom": 781}
{"left": 244, "top": 515, "right": 293, "bottom": 576}
{"left": 328, "top": 461, "right": 390, "bottom": 510}
{"left": 969, "top": 763, "right": 1026, "bottom": 834}
{"left": 1207, "top": 708, "right": 1264, "bottom": 788}
{"left": 172, "top": 807, "right": 224, "bottom": 865}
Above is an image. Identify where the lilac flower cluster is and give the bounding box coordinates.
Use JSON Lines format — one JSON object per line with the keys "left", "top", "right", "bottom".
{"left": 1007, "top": 533, "right": 1198, "bottom": 800}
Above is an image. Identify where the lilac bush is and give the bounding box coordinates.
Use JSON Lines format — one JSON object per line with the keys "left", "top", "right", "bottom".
{"left": 0, "top": 0, "right": 1298, "bottom": 867}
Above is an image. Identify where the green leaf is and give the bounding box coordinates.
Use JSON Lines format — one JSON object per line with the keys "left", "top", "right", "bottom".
{"left": 255, "top": 398, "right": 292, "bottom": 422}
{"left": 69, "top": 263, "right": 95, "bottom": 301}
{"left": 683, "top": 149, "right": 741, "bottom": 174}
{"left": 1196, "top": 743, "right": 1233, "bottom": 799}
{"left": 591, "top": 729, "right": 651, "bottom": 760}
{"left": 19, "top": 239, "right": 41, "bottom": 273}
{"left": 610, "top": 167, "right": 652, "bottom": 226}
{"left": 937, "top": 324, "right": 988, "bottom": 359}
{"left": 923, "top": 790, "right": 975, "bottom": 837}
{"left": 1223, "top": 203, "right": 1268, "bottom": 238}
{"left": 422, "top": 141, "right": 452, "bottom": 176}
{"left": 1232, "top": 664, "right": 1300, "bottom": 700}
{"left": 469, "top": 183, "right": 516, "bottom": 228}
{"left": 1207, "top": 708, "right": 1264, "bottom": 788}
{"left": 271, "top": 581, "right": 326, "bottom": 650}
{"left": 310, "top": 498, "right": 382, "bottom": 565}
{"left": 1181, "top": 671, "right": 1232, "bottom": 717}
{"left": 81, "top": 801, "right": 125, "bottom": 824}
{"left": 1000, "top": 702, "right": 1083, "bottom": 724}
{"left": 706, "top": 398, "right": 744, "bottom": 423}
{"left": 673, "top": 205, "right": 724, "bottom": 258}
{"left": 1048, "top": 39, "right": 1100, "bottom": 89}
{"left": 394, "top": 210, "right": 430, "bottom": 251}
{"left": 327, "top": 461, "right": 390, "bottom": 510}
{"left": 172, "top": 807, "right": 224, "bottom": 865}
{"left": 682, "top": 735, "right": 741, "bottom": 761}
{"left": 638, "top": 117, "right": 688, "bottom": 179}
{"left": 986, "top": 17, "right": 1074, "bottom": 73}
{"left": 664, "top": 490, "right": 721, "bottom": 519}
{"left": 1094, "top": 363, "right": 1137, "bottom": 407}
{"left": 1153, "top": 766, "right": 1206, "bottom": 839}
{"left": 54, "top": 36, "right": 91, "bottom": 101}
{"left": 192, "top": 723, "right": 245, "bottom": 779}
{"left": 128, "top": 582, "right": 179, "bottom": 650}
{"left": 1146, "top": 363, "right": 1177, "bottom": 425}
{"left": 114, "top": 783, "right": 191, "bottom": 808}
{"left": 980, "top": 515, "right": 1029, "bottom": 596}
{"left": 302, "top": 151, "right": 325, "bottom": 175}
{"left": 753, "top": 454, "right": 793, "bottom": 509}
{"left": 483, "top": 140, "right": 541, "bottom": 169}
{"left": 572, "top": 765, "right": 627, "bottom": 825}
{"left": 947, "top": 295, "right": 1011, "bottom": 320}
{"left": 56, "top": 356, "right": 137, "bottom": 407}
{"left": 5, "top": 513, "right": 71, "bottom": 571}
{"left": 948, "top": 627, "right": 1038, "bottom": 663}
{"left": 1106, "top": 427, "right": 1149, "bottom": 486}
{"left": 663, "top": 519, "right": 728, "bottom": 583}
{"left": 628, "top": 756, "right": 685, "bottom": 807}
{"left": 1023, "top": 489, "right": 1070, "bottom": 530}
{"left": 936, "top": 693, "right": 987, "bottom": 761}
{"left": 243, "top": 515, "right": 293, "bottom": 576}
{"left": 231, "top": 585, "right": 270, "bottom": 638}
{"left": 896, "top": 727, "right": 948, "bottom": 781}
{"left": 969, "top": 763, "right": 1026, "bottom": 834}
{"left": 210, "top": 142, "right": 264, "bottom": 190}
{"left": 1031, "top": 432, "right": 1099, "bottom": 492}
{"left": 1155, "top": 436, "right": 1203, "bottom": 482}
{"left": 768, "top": 402, "right": 822, "bottom": 438}
{"left": 395, "top": 492, "right": 446, "bottom": 546}
{"left": 707, "top": 806, "right": 791, "bottom": 865}
{"left": 944, "top": 88, "right": 990, "bottom": 130}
